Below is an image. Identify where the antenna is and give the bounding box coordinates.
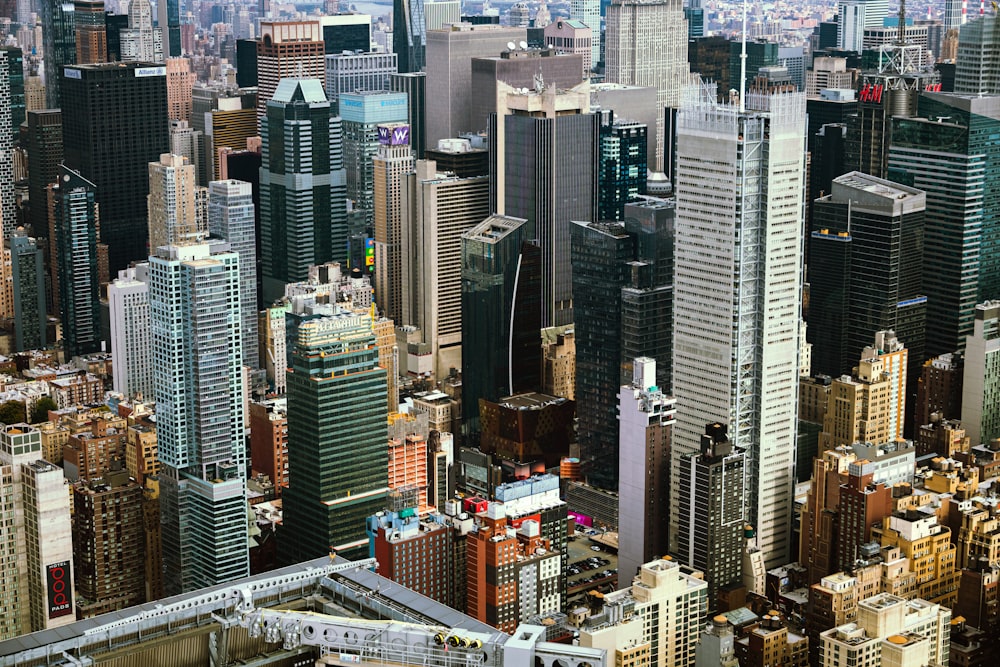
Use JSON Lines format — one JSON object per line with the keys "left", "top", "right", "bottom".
{"left": 897, "top": 0, "right": 905, "bottom": 44}
{"left": 739, "top": 0, "right": 747, "bottom": 112}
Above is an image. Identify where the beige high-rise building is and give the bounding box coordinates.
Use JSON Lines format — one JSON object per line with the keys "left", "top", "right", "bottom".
{"left": 373, "top": 137, "right": 415, "bottom": 323}
{"left": 604, "top": 0, "right": 689, "bottom": 172}
{"left": 256, "top": 22, "right": 325, "bottom": 121}
{"left": 400, "top": 159, "right": 490, "bottom": 379}
{"left": 542, "top": 326, "right": 575, "bottom": 399}
{"left": 165, "top": 58, "right": 194, "bottom": 122}
{"left": 806, "top": 56, "right": 855, "bottom": 97}
{"left": 147, "top": 154, "right": 207, "bottom": 252}
{"left": 0, "top": 424, "right": 75, "bottom": 640}
{"left": 876, "top": 511, "right": 960, "bottom": 607}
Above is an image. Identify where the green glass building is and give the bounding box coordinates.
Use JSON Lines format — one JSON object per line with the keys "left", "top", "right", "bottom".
{"left": 280, "top": 310, "right": 389, "bottom": 563}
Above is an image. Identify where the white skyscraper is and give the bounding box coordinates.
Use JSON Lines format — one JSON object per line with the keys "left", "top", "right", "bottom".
{"left": 570, "top": 0, "right": 601, "bottom": 71}
{"left": 152, "top": 241, "right": 248, "bottom": 595}
{"left": 604, "top": 0, "right": 689, "bottom": 172}
{"left": 0, "top": 425, "right": 75, "bottom": 639}
{"left": 208, "top": 179, "right": 258, "bottom": 369}
{"left": 108, "top": 264, "right": 153, "bottom": 400}
{"left": 838, "top": 0, "right": 890, "bottom": 51}
{"left": 671, "top": 83, "right": 806, "bottom": 569}
{"left": 120, "top": 0, "right": 164, "bottom": 63}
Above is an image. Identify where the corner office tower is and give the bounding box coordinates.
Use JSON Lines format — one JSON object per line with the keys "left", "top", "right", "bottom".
{"left": 671, "top": 83, "right": 806, "bottom": 569}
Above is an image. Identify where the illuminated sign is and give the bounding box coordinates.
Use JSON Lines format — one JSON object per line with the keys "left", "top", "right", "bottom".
{"left": 378, "top": 125, "right": 410, "bottom": 145}
{"left": 63, "top": 67, "right": 81, "bottom": 80}
{"left": 379, "top": 98, "right": 407, "bottom": 107}
{"left": 47, "top": 561, "right": 72, "bottom": 618}
{"left": 924, "top": 82, "right": 943, "bottom": 92}
{"left": 134, "top": 66, "right": 167, "bottom": 78}
{"left": 365, "top": 238, "right": 375, "bottom": 271}
{"left": 859, "top": 83, "right": 884, "bottom": 104}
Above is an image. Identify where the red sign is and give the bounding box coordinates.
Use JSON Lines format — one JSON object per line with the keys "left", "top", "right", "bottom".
{"left": 509, "top": 513, "right": 541, "bottom": 530}
{"left": 47, "top": 561, "right": 72, "bottom": 618}
{"left": 859, "top": 83, "right": 884, "bottom": 104}
{"left": 924, "top": 82, "right": 943, "bottom": 92}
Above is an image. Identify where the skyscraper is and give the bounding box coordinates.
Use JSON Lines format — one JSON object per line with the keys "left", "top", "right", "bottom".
{"left": 41, "top": 0, "right": 76, "bottom": 108}
{"left": 151, "top": 241, "right": 248, "bottom": 595}
{"left": 838, "top": 0, "right": 889, "bottom": 51}
{"left": 0, "top": 48, "right": 22, "bottom": 239}
{"left": 672, "top": 85, "right": 806, "bottom": 568}
{"left": 120, "top": 0, "right": 163, "bottom": 63}
{"left": 390, "top": 72, "right": 427, "bottom": 158}
{"left": 597, "top": 111, "right": 647, "bottom": 221}
{"left": 324, "top": 51, "right": 397, "bottom": 106}
{"left": 209, "top": 180, "right": 258, "bottom": 369}
{"left": 0, "top": 424, "right": 75, "bottom": 640}
{"left": 62, "top": 62, "right": 169, "bottom": 273}
{"left": 373, "top": 130, "right": 415, "bottom": 322}
{"left": 675, "top": 422, "right": 746, "bottom": 608}
{"left": 255, "top": 22, "right": 325, "bottom": 121}
{"left": 156, "top": 0, "right": 179, "bottom": 56}
{"left": 962, "top": 301, "right": 1000, "bottom": 447}
{"left": 809, "top": 172, "right": 926, "bottom": 381}
{"left": 461, "top": 215, "right": 541, "bottom": 439}
{"left": 25, "top": 109, "right": 63, "bottom": 238}
{"left": 280, "top": 311, "right": 389, "bottom": 562}
{"left": 340, "top": 90, "right": 408, "bottom": 225}
{"left": 491, "top": 81, "right": 597, "bottom": 327}
{"left": 52, "top": 165, "right": 103, "bottom": 358}
{"left": 74, "top": 0, "right": 108, "bottom": 63}
{"left": 569, "top": 0, "right": 600, "bottom": 68}
{"left": 393, "top": 0, "right": 461, "bottom": 73}
{"left": 108, "top": 264, "right": 153, "bottom": 399}
{"left": 604, "top": 0, "right": 689, "bottom": 172}
{"left": 889, "top": 93, "right": 1000, "bottom": 355}
{"left": 954, "top": 14, "right": 1000, "bottom": 95}
{"left": 618, "top": 358, "right": 675, "bottom": 583}
{"left": 10, "top": 234, "right": 46, "bottom": 352}
{"left": 147, "top": 153, "right": 207, "bottom": 252}
{"left": 260, "top": 79, "right": 347, "bottom": 302}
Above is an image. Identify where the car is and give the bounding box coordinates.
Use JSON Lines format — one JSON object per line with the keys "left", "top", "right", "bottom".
{"left": 590, "top": 546, "right": 601, "bottom": 552}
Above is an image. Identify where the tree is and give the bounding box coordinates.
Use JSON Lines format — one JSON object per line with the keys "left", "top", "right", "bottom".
{"left": 0, "top": 400, "right": 27, "bottom": 425}
{"left": 30, "top": 397, "right": 58, "bottom": 424}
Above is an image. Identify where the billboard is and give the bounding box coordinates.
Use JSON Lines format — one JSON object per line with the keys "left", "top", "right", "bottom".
{"left": 365, "top": 238, "right": 375, "bottom": 272}
{"left": 567, "top": 511, "right": 593, "bottom": 528}
{"left": 47, "top": 561, "right": 72, "bottom": 618}
{"left": 377, "top": 124, "right": 410, "bottom": 146}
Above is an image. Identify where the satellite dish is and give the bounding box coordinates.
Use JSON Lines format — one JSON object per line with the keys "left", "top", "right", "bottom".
{"left": 507, "top": 41, "right": 516, "bottom": 51}
{"left": 519, "top": 40, "right": 528, "bottom": 49}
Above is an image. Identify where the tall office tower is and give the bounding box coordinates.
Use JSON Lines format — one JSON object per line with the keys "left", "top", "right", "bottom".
{"left": 152, "top": 240, "right": 248, "bottom": 595}
{"left": 399, "top": 159, "right": 489, "bottom": 379}
{"left": 604, "top": 0, "right": 688, "bottom": 172}
{"left": 318, "top": 15, "right": 372, "bottom": 54}
{"left": 190, "top": 84, "right": 257, "bottom": 185}
{"left": 675, "top": 422, "right": 745, "bottom": 609}
{"left": 617, "top": 358, "right": 675, "bottom": 583}
{"left": 256, "top": 22, "right": 325, "bottom": 121}
{"left": 838, "top": 0, "right": 889, "bottom": 51}
{"left": 671, "top": 85, "right": 806, "bottom": 569}
{"left": 806, "top": 57, "right": 855, "bottom": 97}
{"left": 41, "top": 0, "right": 76, "bottom": 108}
{"left": 569, "top": 0, "right": 600, "bottom": 68}
{"left": 390, "top": 73, "right": 427, "bottom": 158}
{"left": 108, "top": 265, "right": 153, "bottom": 399}
{"left": 687, "top": 35, "right": 731, "bottom": 97}
{"left": 0, "top": 49, "right": 20, "bottom": 240}
{"left": 120, "top": 0, "right": 162, "bottom": 62}
{"left": 209, "top": 180, "right": 258, "bottom": 369}
{"left": 280, "top": 311, "right": 389, "bottom": 562}
{"left": 0, "top": 424, "right": 75, "bottom": 640}
{"left": 955, "top": 15, "right": 1000, "bottom": 95}
{"left": 424, "top": 24, "right": 527, "bottom": 147}
{"left": 597, "top": 111, "right": 647, "bottom": 221}
{"left": 727, "top": 40, "right": 779, "bottom": 99}
{"left": 168, "top": 121, "right": 200, "bottom": 183}
{"left": 373, "top": 129, "right": 415, "bottom": 322}
{"left": 52, "top": 165, "right": 103, "bottom": 358}
{"left": 324, "top": 52, "right": 398, "bottom": 106}
{"left": 156, "top": 0, "right": 179, "bottom": 56}
{"left": 491, "top": 81, "right": 597, "bottom": 327}
{"left": 25, "top": 110, "right": 63, "bottom": 237}
{"left": 147, "top": 153, "right": 207, "bottom": 252}
{"left": 889, "top": 94, "right": 1000, "bottom": 351}
{"left": 74, "top": 0, "right": 108, "bottom": 63}
{"left": 340, "top": 90, "right": 408, "bottom": 225}
{"left": 963, "top": 301, "right": 1000, "bottom": 447}
{"left": 72, "top": 467, "right": 145, "bottom": 617}
{"left": 261, "top": 79, "right": 347, "bottom": 302}
{"left": 819, "top": 352, "right": 898, "bottom": 454}
{"left": 10, "top": 234, "right": 46, "bottom": 352}
{"left": 809, "top": 172, "right": 926, "bottom": 380}
{"left": 837, "top": 462, "right": 892, "bottom": 572}
{"left": 799, "top": 449, "right": 856, "bottom": 584}
{"left": 165, "top": 58, "right": 194, "bottom": 121}
{"left": 543, "top": 21, "right": 593, "bottom": 78}
{"left": 106, "top": 13, "right": 130, "bottom": 62}
{"left": 572, "top": 220, "right": 633, "bottom": 484}
{"left": 508, "top": 2, "right": 531, "bottom": 27}
{"left": 945, "top": 0, "right": 968, "bottom": 29}
{"left": 0, "top": 48, "right": 24, "bottom": 146}
{"left": 62, "top": 62, "right": 168, "bottom": 273}
{"left": 461, "top": 215, "right": 541, "bottom": 440}
{"left": 393, "top": 0, "right": 461, "bottom": 73}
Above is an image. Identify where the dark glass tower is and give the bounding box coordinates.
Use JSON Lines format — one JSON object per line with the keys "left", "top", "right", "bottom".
{"left": 41, "top": 0, "right": 76, "bottom": 108}
{"left": 0, "top": 47, "right": 24, "bottom": 143}
{"left": 158, "top": 0, "right": 180, "bottom": 56}
{"left": 52, "top": 165, "right": 103, "bottom": 358}
{"left": 61, "top": 62, "right": 168, "bottom": 273}
{"left": 280, "top": 311, "right": 389, "bottom": 563}
{"left": 10, "top": 235, "right": 46, "bottom": 352}
{"left": 393, "top": 0, "right": 426, "bottom": 73}
{"left": 598, "top": 110, "right": 648, "bottom": 222}
{"left": 461, "top": 215, "right": 542, "bottom": 442}
{"left": 390, "top": 72, "right": 426, "bottom": 159}
{"left": 810, "top": 172, "right": 926, "bottom": 385}
{"left": 260, "top": 78, "right": 347, "bottom": 302}
{"left": 25, "top": 110, "right": 64, "bottom": 238}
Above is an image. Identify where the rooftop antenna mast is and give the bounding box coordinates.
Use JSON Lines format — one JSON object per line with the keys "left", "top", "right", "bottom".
{"left": 739, "top": 0, "right": 747, "bottom": 111}
{"left": 896, "top": 0, "right": 906, "bottom": 44}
